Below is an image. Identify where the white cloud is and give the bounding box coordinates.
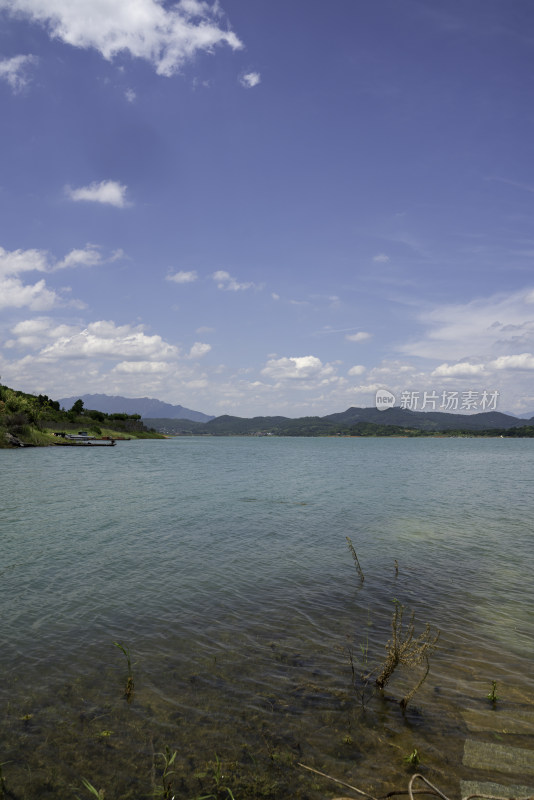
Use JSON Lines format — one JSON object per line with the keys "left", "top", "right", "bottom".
{"left": 431, "top": 362, "right": 486, "bottom": 377}
{"left": 2, "top": 0, "right": 243, "bottom": 77}
{"left": 188, "top": 341, "right": 211, "bottom": 359}
{"left": 346, "top": 331, "right": 371, "bottom": 342}
{"left": 261, "top": 355, "right": 335, "bottom": 382}
{"left": 66, "top": 180, "right": 129, "bottom": 207}
{"left": 0, "top": 54, "right": 37, "bottom": 92}
{"left": 0, "top": 277, "right": 58, "bottom": 310}
{"left": 7, "top": 318, "right": 78, "bottom": 348}
{"left": 0, "top": 244, "right": 121, "bottom": 310}
{"left": 348, "top": 365, "right": 366, "bottom": 376}
{"left": 112, "top": 360, "right": 170, "bottom": 373}
{"left": 373, "top": 253, "right": 390, "bottom": 263}
{"left": 125, "top": 88, "right": 136, "bottom": 102}
{"left": 0, "top": 243, "right": 115, "bottom": 276}
{"left": 167, "top": 270, "right": 198, "bottom": 283}
{"left": 212, "top": 270, "right": 254, "bottom": 291}
{"left": 491, "top": 353, "right": 534, "bottom": 371}
{"left": 55, "top": 244, "right": 107, "bottom": 270}
{"left": 0, "top": 246, "right": 49, "bottom": 276}
{"left": 39, "top": 320, "right": 179, "bottom": 361}
{"left": 401, "top": 287, "right": 534, "bottom": 361}
{"left": 240, "top": 71, "right": 260, "bottom": 88}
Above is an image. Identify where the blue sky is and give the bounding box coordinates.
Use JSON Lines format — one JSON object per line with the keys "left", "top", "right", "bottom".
{"left": 1, "top": 0, "right": 533, "bottom": 418}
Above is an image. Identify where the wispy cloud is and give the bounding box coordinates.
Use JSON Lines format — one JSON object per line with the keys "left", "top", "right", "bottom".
{"left": 2, "top": 0, "right": 243, "bottom": 77}
{"left": 212, "top": 270, "right": 254, "bottom": 291}
{"left": 66, "top": 180, "right": 129, "bottom": 208}
{"left": 400, "top": 287, "right": 534, "bottom": 361}
{"left": 346, "top": 331, "right": 371, "bottom": 342}
{"left": 486, "top": 176, "right": 534, "bottom": 194}
{"left": 166, "top": 270, "right": 198, "bottom": 284}
{"left": 0, "top": 54, "right": 37, "bottom": 92}
{"left": 373, "top": 253, "right": 390, "bottom": 263}
{"left": 124, "top": 88, "right": 136, "bottom": 103}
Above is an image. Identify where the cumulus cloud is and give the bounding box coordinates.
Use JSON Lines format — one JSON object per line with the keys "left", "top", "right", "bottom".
{"left": 1, "top": 0, "right": 243, "bottom": 76}
{"left": 346, "top": 331, "right": 371, "bottom": 342}
{"left": 431, "top": 362, "right": 486, "bottom": 377}
{"left": 261, "top": 355, "right": 335, "bottom": 382}
{"left": 348, "top": 365, "right": 366, "bottom": 376}
{"left": 66, "top": 180, "right": 129, "bottom": 207}
{"left": 55, "top": 244, "right": 112, "bottom": 270}
{"left": 39, "top": 320, "right": 179, "bottom": 361}
{"left": 125, "top": 88, "right": 136, "bottom": 102}
{"left": 0, "top": 244, "right": 122, "bottom": 310}
{"left": 0, "top": 246, "right": 49, "bottom": 277}
{"left": 6, "top": 318, "right": 78, "bottom": 348}
{"left": 0, "top": 277, "right": 58, "bottom": 310}
{"left": 166, "top": 270, "right": 198, "bottom": 283}
{"left": 188, "top": 341, "right": 211, "bottom": 359}
{"left": 240, "top": 71, "right": 260, "bottom": 88}
{"left": 0, "top": 243, "right": 116, "bottom": 276}
{"left": 0, "top": 54, "right": 37, "bottom": 92}
{"left": 491, "top": 353, "right": 534, "bottom": 371}
{"left": 212, "top": 270, "right": 254, "bottom": 291}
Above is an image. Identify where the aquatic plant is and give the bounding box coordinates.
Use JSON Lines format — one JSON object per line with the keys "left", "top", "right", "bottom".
{"left": 376, "top": 599, "right": 440, "bottom": 710}
{"left": 346, "top": 536, "right": 365, "bottom": 582}
{"left": 404, "top": 748, "right": 420, "bottom": 767}
{"left": 210, "top": 754, "right": 236, "bottom": 800}
{"left": 154, "top": 746, "right": 177, "bottom": 800}
{"left": 345, "top": 614, "right": 374, "bottom": 710}
{"left": 487, "top": 680, "right": 499, "bottom": 704}
{"left": 76, "top": 777, "right": 105, "bottom": 799}
{"left": 0, "top": 761, "right": 11, "bottom": 800}
{"left": 113, "top": 640, "right": 134, "bottom": 701}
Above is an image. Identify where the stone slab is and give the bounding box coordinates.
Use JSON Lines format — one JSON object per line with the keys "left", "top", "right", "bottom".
{"left": 462, "top": 708, "right": 534, "bottom": 736}
{"left": 463, "top": 739, "right": 534, "bottom": 776}
{"left": 460, "top": 780, "right": 534, "bottom": 799}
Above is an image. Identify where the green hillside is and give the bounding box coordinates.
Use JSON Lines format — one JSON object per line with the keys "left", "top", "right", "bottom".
{"left": 0, "top": 384, "right": 164, "bottom": 447}
{"left": 146, "top": 411, "right": 534, "bottom": 438}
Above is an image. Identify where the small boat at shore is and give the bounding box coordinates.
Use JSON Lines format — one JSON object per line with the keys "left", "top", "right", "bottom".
{"left": 62, "top": 433, "right": 116, "bottom": 446}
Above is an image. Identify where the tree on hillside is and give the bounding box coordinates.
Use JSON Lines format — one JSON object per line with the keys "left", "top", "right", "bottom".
{"left": 70, "top": 398, "right": 84, "bottom": 415}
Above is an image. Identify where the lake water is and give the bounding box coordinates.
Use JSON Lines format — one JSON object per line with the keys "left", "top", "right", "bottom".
{"left": 1, "top": 437, "right": 533, "bottom": 799}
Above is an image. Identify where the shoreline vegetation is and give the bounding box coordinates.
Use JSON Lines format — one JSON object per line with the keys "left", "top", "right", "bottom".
{"left": 0, "top": 384, "right": 165, "bottom": 448}
{"left": 1, "top": 382, "right": 534, "bottom": 448}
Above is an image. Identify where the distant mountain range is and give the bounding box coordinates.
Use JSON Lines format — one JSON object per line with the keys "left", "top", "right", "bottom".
{"left": 58, "top": 393, "right": 215, "bottom": 423}
{"left": 58, "top": 395, "right": 534, "bottom": 435}
{"left": 321, "top": 406, "right": 531, "bottom": 431}
{"left": 144, "top": 406, "right": 534, "bottom": 436}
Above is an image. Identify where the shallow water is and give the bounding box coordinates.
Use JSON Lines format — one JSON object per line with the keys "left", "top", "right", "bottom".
{"left": 1, "top": 437, "right": 533, "bottom": 798}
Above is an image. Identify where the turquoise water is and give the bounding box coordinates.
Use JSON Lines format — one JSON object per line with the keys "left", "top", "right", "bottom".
{"left": 1, "top": 437, "right": 533, "bottom": 798}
